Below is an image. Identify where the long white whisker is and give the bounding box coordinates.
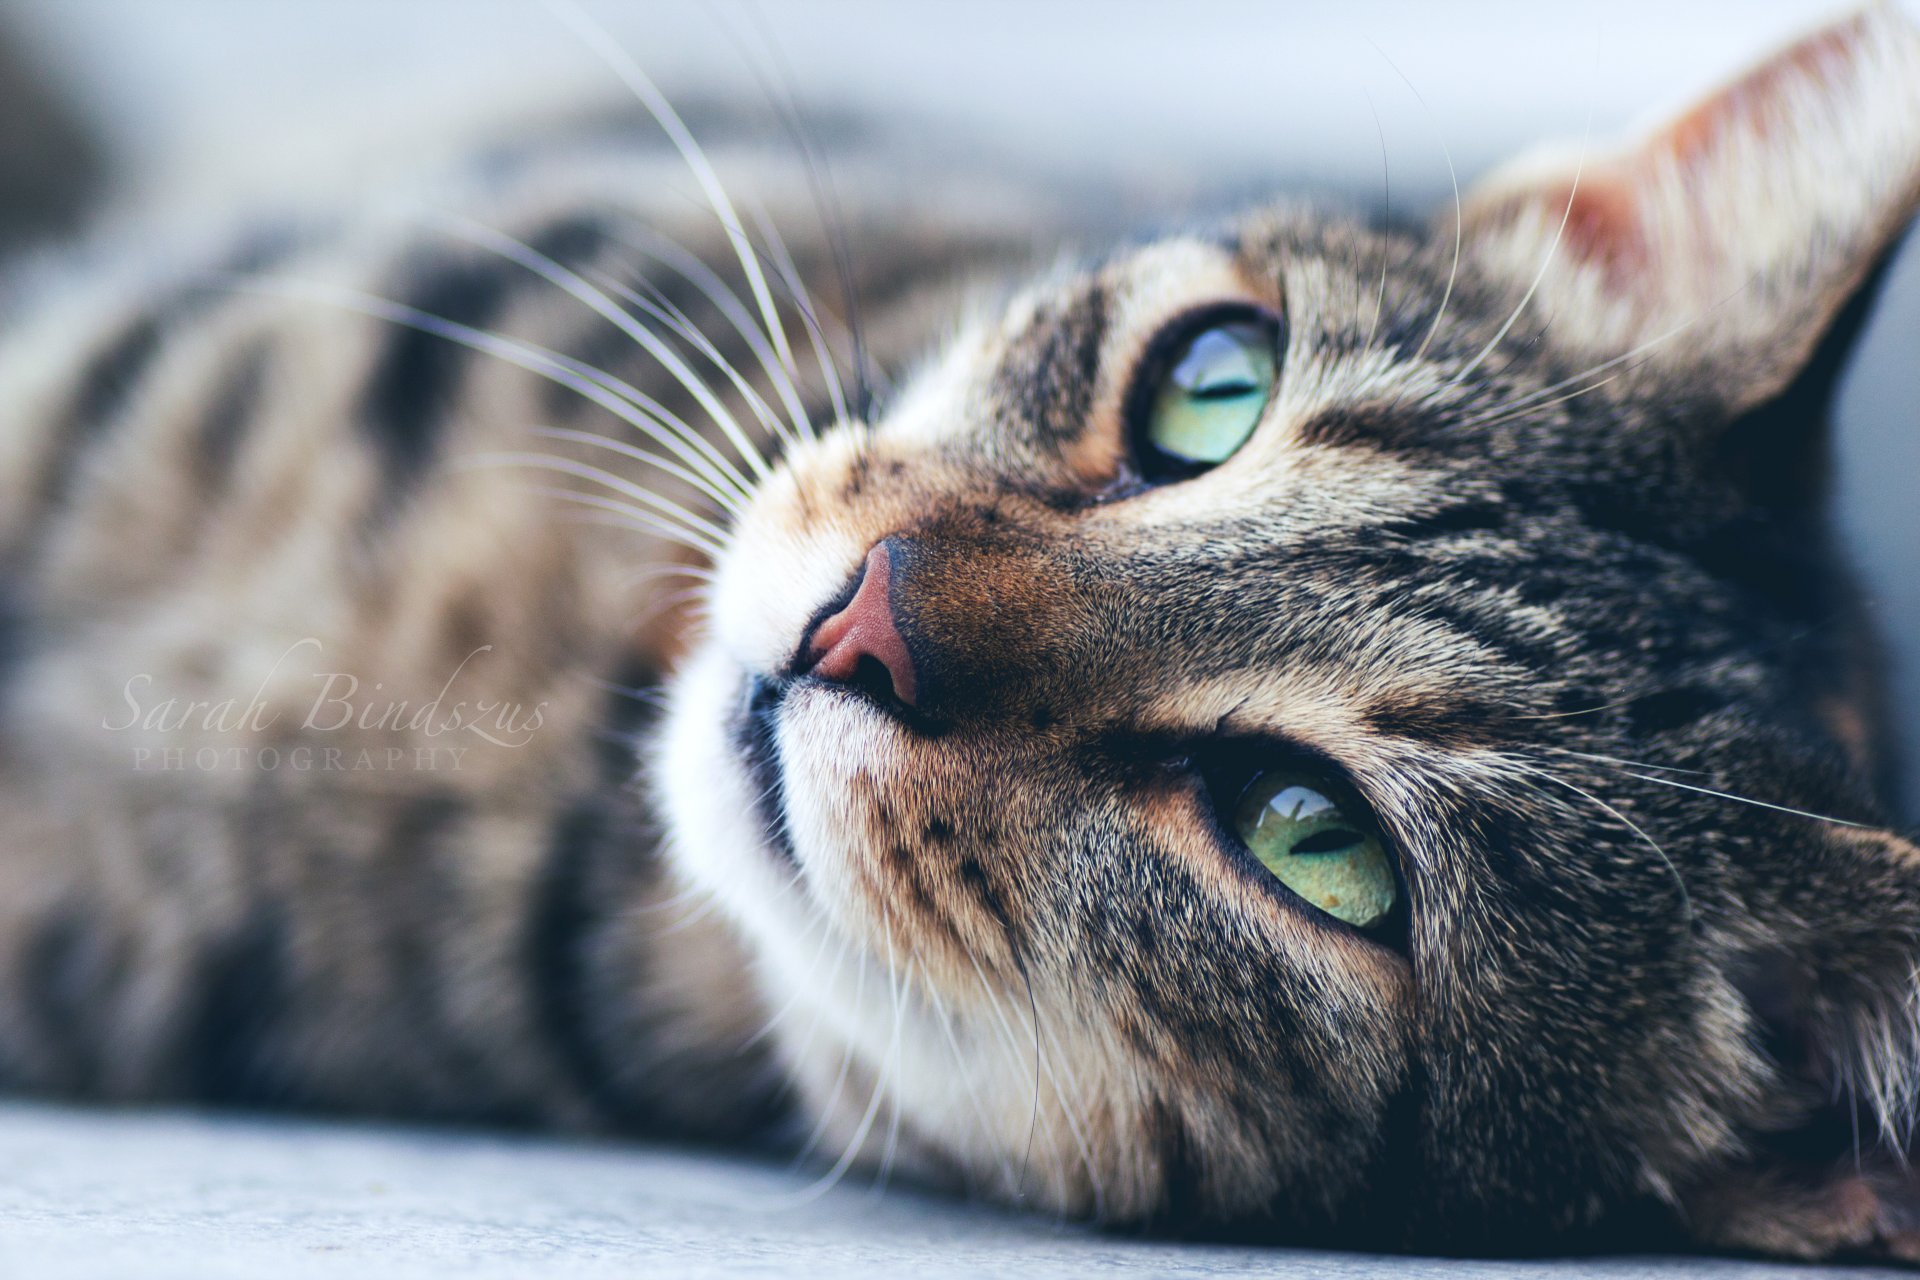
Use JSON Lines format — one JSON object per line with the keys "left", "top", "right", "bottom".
{"left": 1540, "top": 746, "right": 1708, "bottom": 777}
{"left": 1451, "top": 295, "right": 1736, "bottom": 432}
{"left": 793, "top": 944, "right": 864, "bottom": 1167}
{"left": 532, "top": 424, "right": 743, "bottom": 520}
{"left": 1447, "top": 72, "right": 1598, "bottom": 388}
{"left": 923, "top": 977, "right": 1022, "bottom": 1199}
{"left": 434, "top": 213, "right": 773, "bottom": 479}
{"left": 965, "top": 950, "right": 1037, "bottom": 1202}
{"left": 223, "top": 274, "right": 757, "bottom": 506}
{"left": 614, "top": 560, "right": 716, "bottom": 592}
{"left": 781, "top": 927, "right": 904, "bottom": 1206}
{"left": 542, "top": 0, "right": 799, "bottom": 378}
{"left": 1516, "top": 759, "right": 1693, "bottom": 922}
{"left": 583, "top": 265, "right": 795, "bottom": 452}
{"left": 533, "top": 486, "right": 728, "bottom": 561}
{"left": 778, "top": 932, "right": 851, "bottom": 1103}
{"left": 870, "top": 953, "right": 910, "bottom": 1199}
{"left": 1369, "top": 44, "right": 1459, "bottom": 369}
{"left": 1461, "top": 369, "right": 1626, "bottom": 433}
{"left": 1617, "top": 770, "right": 1871, "bottom": 829}
{"left": 745, "top": 199, "right": 843, "bottom": 434}
{"left": 741, "top": 918, "right": 837, "bottom": 1052}
{"left": 1360, "top": 86, "right": 1392, "bottom": 361}
{"left": 599, "top": 219, "right": 815, "bottom": 444}
{"left": 728, "top": 0, "right": 873, "bottom": 419}
{"left": 475, "top": 451, "right": 733, "bottom": 546}
{"left": 1030, "top": 1008, "right": 1106, "bottom": 1221}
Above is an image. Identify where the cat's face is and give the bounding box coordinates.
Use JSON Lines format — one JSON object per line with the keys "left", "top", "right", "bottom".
{"left": 659, "top": 7, "right": 1920, "bottom": 1257}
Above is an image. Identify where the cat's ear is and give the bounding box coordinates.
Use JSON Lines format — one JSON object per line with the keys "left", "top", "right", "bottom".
{"left": 1682, "top": 825, "right": 1920, "bottom": 1261}
{"left": 1460, "top": 3, "right": 1920, "bottom": 417}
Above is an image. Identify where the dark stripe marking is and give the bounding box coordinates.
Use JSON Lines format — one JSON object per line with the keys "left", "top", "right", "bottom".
{"left": 20, "top": 906, "right": 108, "bottom": 1091}
{"left": 999, "top": 283, "right": 1109, "bottom": 446}
{"left": 526, "top": 666, "right": 664, "bottom": 1128}
{"left": 38, "top": 295, "right": 200, "bottom": 518}
{"left": 526, "top": 798, "right": 637, "bottom": 1125}
{"left": 192, "top": 341, "right": 272, "bottom": 498}
{"left": 1622, "top": 685, "right": 1730, "bottom": 739}
{"left": 357, "top": 214, "right": 629, "bottom": 516}
{"left": 377, "top": 794, "right": 516, "bottom": 1120}
{"left": 1384, "top": 500, "right": 1510, "bottom": 542}
{"left": 358, "top": 248, "right": 523, "bottom": 508}
{"left": 185, "top": 909, "right": 292, "bottom": 1105}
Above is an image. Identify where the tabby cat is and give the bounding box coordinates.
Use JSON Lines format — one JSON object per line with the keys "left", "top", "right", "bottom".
{"left": 1, "top": 3, "right": 1918, "bottom": 1264}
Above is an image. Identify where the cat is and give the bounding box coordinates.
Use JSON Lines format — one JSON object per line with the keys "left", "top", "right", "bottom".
{"left": 0, "top": 1, "right": 1917, "bottom": 1264}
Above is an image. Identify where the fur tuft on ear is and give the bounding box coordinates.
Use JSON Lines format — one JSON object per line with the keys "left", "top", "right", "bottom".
{"left": 1461, "top": 3, "right": 1920, "bottom": 415}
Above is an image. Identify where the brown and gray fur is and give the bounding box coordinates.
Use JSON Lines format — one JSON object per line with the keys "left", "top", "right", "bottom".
{"left": 1, "top": 4, "right": 1919, "bottom": 1264}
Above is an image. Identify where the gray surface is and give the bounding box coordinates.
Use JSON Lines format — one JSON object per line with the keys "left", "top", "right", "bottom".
{"left": 0, "top": 1103, "right": 1901, "bottom": 1279}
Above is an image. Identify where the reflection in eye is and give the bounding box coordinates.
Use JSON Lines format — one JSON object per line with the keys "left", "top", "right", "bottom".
{"left": 1233, "top": 772, "right": 1396, "bottom": 929}
{"left": 1139, "top": 316, "right": 1277, "bottom": 469}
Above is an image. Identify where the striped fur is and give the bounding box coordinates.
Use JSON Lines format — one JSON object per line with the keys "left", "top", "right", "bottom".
{"left": 2, "top": 5, "right": 1920, "bottom": 1264}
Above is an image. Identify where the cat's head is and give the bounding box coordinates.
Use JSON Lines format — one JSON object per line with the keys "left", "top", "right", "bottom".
{"left": 659, "top": 5, "right": 1920, "bottom": 1259}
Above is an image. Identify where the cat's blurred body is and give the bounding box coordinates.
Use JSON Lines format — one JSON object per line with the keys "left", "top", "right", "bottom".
{"left": 0, "top": 3, "right": 1918, "bottom": 1264}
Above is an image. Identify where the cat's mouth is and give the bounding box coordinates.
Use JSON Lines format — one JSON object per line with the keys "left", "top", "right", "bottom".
{"left": 735, "top": 674, "right": 798, "bottom": 865}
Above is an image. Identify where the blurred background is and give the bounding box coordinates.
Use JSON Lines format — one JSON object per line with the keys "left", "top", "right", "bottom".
{"left": 0, "top": 0, "right": 1914, "bottom": 815}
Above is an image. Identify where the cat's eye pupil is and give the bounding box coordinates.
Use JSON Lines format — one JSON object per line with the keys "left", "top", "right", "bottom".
{"left": 1231, "top": 771, "right": 1396, "bottom": 930}
{"left": 1134, "top": 312, "right": 1278, "bottom": 475}
{"left": 1289, "top": 827, "right": 1365, "bottom": 856}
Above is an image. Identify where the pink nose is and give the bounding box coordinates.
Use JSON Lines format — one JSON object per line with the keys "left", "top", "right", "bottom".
{"left": 806, "top": 542, "right": 917, "bottom": 706}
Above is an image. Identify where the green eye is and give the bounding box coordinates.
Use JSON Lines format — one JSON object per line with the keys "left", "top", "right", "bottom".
{"left": 1233, "top": 771, "right": 1396, "bottom": 929}
{"left": 1137, "top": 313, "right": 1278, "bottom": 472}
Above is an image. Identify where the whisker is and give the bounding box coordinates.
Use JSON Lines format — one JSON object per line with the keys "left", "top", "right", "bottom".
{"left": 598, "top": 219, "right": 815, "bottom": 444}
{"left": 1514, "top": 757, "right": 1694, "bottom": 922}
{"left": 792, "top": 944, "right": 865, "bottom": 1168}
{"left": 965, "top": 949, "right": 1036, "bottom": 1203}
{"left": 582, "top": 265, "right": 795, "bottom": 452}
{"left": 1446, "top": 72, "right": 1598, "bottom": 389}
{"left": 1450, "top": 291, "right": 1744, "bottom": 432}
{"left": 1031, "top": 1005, "right": 1107, "bottom": 1222}
{"left": 433, "top": 213, "right": 774, "bottom": 479}
{"left": 1014, "top": 949, "right": 1044, "bottom": 1210}
{"left": 533, "top": 486, "right": 728, "bottom": 561}
{"left": 475, "top": 452, "right": 733, "bottom": 547}
{"left": 775, "top": 930, "right": 852, "bottom": 1097}
{"left": 532, "top": 424, "right": 744, "bottom": 520}
{"left": 1359, "top": 86, "right": 1392, "bottom": 361}
{"left": 1540, "top": 746, "right": 1708, "bottom": 777}
{"left": 734, "top": 0, "right": 873, "bottom": 420}
{"left": 552, "top": 507, "right": 720, "bottom": 565}
{"left": 615, "top": 562, "right": 716, "bottom": 592}
{"left": 542, "top": 0, "right": 800, "bottom": 377}
{"left": 869, "top": 951, "right": 910, "bottom": 1200}
{"left": 1458, "top": 368, "right": 1626, "bottom": 433}
{"left": 1369, "top": 43, "right": 1459, "bottom": 370}
{"left": 741, "top": 906, "right": 838, "bottom": 1051}
{"left": 223, "top": 273, "right": 758, "bottom": 507}
{"left": 744, "top": 198, "right": 846, "bottom": 433}
{"left": 923, "top": 975, "right": 1022, "bottom": 1199}
{"left": 782, "top": 927, "right": 904, "bottom": 1206}
{"left": 1613, "top": 769, "right": 1870, "bottom": 829}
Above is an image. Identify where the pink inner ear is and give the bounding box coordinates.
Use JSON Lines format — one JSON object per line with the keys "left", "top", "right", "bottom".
{"left": 1545, "top": 174, "right": 1647, "bottom": 287}
{"left": 1662, "top": 19, "right": 1860, "bottom": 166}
